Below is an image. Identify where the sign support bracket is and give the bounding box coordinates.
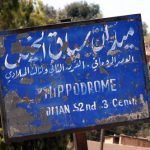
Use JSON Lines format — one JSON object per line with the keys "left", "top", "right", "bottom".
{"left": 100, "top": 129, "right": 105, "bottom": 150}
{"left": 73, "top": 132, "right": 88, "bottom": 150}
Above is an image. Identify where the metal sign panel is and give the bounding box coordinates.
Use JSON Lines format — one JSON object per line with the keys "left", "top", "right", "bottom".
{"left": 0, "top": 14, "right": 149, "bottom": 141}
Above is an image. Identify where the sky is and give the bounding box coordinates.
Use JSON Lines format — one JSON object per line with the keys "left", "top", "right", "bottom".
{"left": 43, "top": 0, "right": 150, "bottom": 33}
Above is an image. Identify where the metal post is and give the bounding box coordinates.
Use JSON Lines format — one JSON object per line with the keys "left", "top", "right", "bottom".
{"left": 100, "top": 129, "right": 105, "bottom": 150}
{"left": 73, "top": 132, "right": 88, "bottom": 150}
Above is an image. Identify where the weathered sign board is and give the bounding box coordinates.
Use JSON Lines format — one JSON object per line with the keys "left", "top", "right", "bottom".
{"left": 0, "top": 14, "right": 149, "bottom": 142}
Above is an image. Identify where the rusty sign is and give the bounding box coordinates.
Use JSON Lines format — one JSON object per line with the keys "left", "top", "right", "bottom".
{"left": 0, "top": 14, "right": 149, "bottom": 142}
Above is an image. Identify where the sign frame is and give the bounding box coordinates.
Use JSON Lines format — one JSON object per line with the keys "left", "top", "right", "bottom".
{"left": 0, "top": 14, "right": 149, "bottom": 143}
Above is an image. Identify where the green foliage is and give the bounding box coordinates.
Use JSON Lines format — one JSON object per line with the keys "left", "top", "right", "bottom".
{"left": 44, "top": 5, "right": 57, "bottom": 20}
{"left": 0, "top": 0, "right": 57, "bottom": 30}
{"left": 64, "top": 1, "right": 102, "bottom": 21}
{"left": 86, "top": 130, "right": 101, "bottom": 141}
{"left": 0, "top": 0, "right": 33, "bottom": 29}
{"left": 0, "top": 0, "right": 102, "bottom": 30}
{"left": 0, "top": 128, "right": 70, "bottom": 150}
{"left": 87, "top": 121, "right": 150, "bottom": 141}
{"left": 111, "top": 121, "right": 150, "bottom": 138}
{"left": 29, "top": 0, "right": 57, "bottom": 26}
{"left": 143, "top": 22, "right": 149, "bottom": 36}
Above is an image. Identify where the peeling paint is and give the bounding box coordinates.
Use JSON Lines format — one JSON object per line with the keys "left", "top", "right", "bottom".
{"left": 11, "top": 41, "right": 25, "bottom": 54}
{"left": 60, "top": 42, "right": 68, "bottom": 52}
{"left": 11, "top": 41, "right": 36, "bottom": 54}
{"left": 107, "top": 50, "right": 121, "bottom": 56}
{"left": 65, "top": 57, "right": 73, "bottom": 65}
{"left": 0, "top": 47, "right": 5, "bottom": 57}
{"left": 31, "top": 121, "right": 52, "bottom": 133}
{"left": 95, "top": 94, "right": 149, "bottom": 125}
{"left": 0, "top": 36, "right": 5, "bottom": 57}
{"left": 17, "top": 33, "right": 29, "bottom": 39}
{"left": 1, "top": 66, "right": 5, "bottom": 70}
{"left": 99, "top": 66, "right": 109, "bottom": 75}
{"left": 20, "top": 78, "right": 34, "bottom": 85}
{"left": 63, "top": 96, "right": 68, "bottom": 101}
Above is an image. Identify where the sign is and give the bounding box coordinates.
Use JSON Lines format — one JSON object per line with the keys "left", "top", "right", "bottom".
{"left": 0, "top": 14, "right": 149, "bottom": 142}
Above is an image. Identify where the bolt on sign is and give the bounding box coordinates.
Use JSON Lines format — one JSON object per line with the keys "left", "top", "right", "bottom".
{"left": 0, "top": 14, "right": 149, "bottom": 142}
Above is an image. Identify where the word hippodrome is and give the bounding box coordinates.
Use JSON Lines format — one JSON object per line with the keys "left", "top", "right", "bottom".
{"left": 37, "top": 78, "right": 117, "bottom": 99}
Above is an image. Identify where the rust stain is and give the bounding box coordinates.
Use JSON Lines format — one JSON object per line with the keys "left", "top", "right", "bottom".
{"left": 42, "top": 63, "right": 48, "bottom": 68}
{"left": 11, "top": 41, "right": 37, "bottom": 54}
{"left": 107, "top": 50, "right": 121, "bottom": 56}
{"left": 36, "top": 93, "right": 43, "bottom": 103}
{"left": 11, "top": 41, "right": 25, "bottom": 54}
{"left": 4, "top": 91, "right": 35, "bottom": 137}
{"left": 63, "top": 96, "right": 68, "bottom": 101}
{"left": 31, "top": 121, "right": 52, "bottom": 133}
{"left": 0, "top": 36, "right": 5, "bottom": 57}
{"left": 65, "top": 57, "right": 73, "bottom": 65}
{"left": 26, "top": 46, "right": 37, "bottom": 53}
{"left": 74, "top": 43, "right": 80, "bottom": 49}
{"left": 21, "top": 97, "right": 33, "bottom": 105}
{"left": 99, "top": 66, "right": 109, "bottom": 75}
{"left": 40, "top": 107, "right": 48, "bottom": 120}
{"left": 20, "top": 77, "right": 34, "bottom": 85}
{"left": 17, "top": 33, "right": 29, "bottom": 39}
{"left": 0, "top": 47, "right": 5, "bottom": 57}
{"left": 95, "top": 94, "right": 149, "bottom": 125}
{"left": 3, "top": 91, "right": 54, "bottom": 137}
{"left": 4, "top": 91, "right": 21, "bottom": 110}
{"left": 65, "top": 53, "right": 78, "bottom": 64}
{"left": 60, "top": 42, "right": 68, "bottom": 52}
{"left": 95, "top": 110, "right": 148, "bottom": 125}
{"left": 40, "top": 80, "right": 47, "bottom": 84}
{"left": 1, "top": 66, "right": 5, "bottom": 70}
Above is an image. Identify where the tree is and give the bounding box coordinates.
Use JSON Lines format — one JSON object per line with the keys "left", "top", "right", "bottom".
{"left": 44, "top": 5, "right": 57, "bottom": 23}
{"left": 64, "top": 1, "right": 102, "bottom": 21}
{"left": 29, "top": 0, "right": 57, "bottom": 26}
{"left": 0, "top": 0, "right": 57, "bottom": 30}
{"left": 143, "top": 22, "right": 149, "bottom": 36}
{"left": 0, "top": 0, "right": 33, "bottom": 30}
